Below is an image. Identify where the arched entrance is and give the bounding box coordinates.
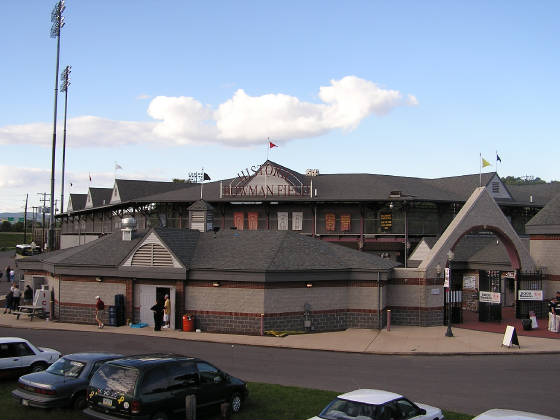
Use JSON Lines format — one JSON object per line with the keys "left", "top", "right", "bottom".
{"left": 419, "top": 187, "right": 537, "bottom": 325}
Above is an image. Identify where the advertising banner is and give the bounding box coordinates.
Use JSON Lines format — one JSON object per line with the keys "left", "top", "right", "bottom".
{"left": 517, "top": 290, "right": 543, "bottom": 301}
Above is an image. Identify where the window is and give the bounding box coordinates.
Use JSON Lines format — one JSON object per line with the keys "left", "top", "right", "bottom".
{"left": 90, "top": 364, "right": 139, "bottom": 396}
{"left": 292, "top": 212, "right": 303, "bottom": 231}
{"left": 12, "top": 342, "right": 34, "bottom": 357}
{"left": 340, "top": 214, "right": 351, "bottom": 232}
{"left": 140, "top": 368, "right": 170, "bottom": 394}
{"left": 196, "top": 362, "right": 220, "bottom": 385}
{"left": 233, "top": 212, "right": 244, "bottom": 230}
{"left": 248, "top": 212, "right": 258, "bottom": 230}
{"left": 393, "top": 399, "right": 419, "bottom": 419}
{"left": 46, "top": 357, "right": 86, "bottom": 377}
{"left": 168, "top": 361, "right": 199, "bottom": 390}
{"left": 278, "top": 212, "right": 288, "bottom": 230}
{"left": 325, "top": 213, "right": 336, "bottom": 231}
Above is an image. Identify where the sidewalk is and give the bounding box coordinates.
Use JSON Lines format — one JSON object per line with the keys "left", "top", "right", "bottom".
{"left": 2, "top": 313, "right": 560, "bottom": 355}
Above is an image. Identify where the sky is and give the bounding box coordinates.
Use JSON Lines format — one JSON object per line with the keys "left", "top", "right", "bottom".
{"left": 1, "top": 1, "right": 559, "bottom": 213}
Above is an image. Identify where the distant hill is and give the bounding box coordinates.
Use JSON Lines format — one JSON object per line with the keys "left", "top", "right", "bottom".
{"left": 0, "top": 212, "right": 26, "bottom": 221}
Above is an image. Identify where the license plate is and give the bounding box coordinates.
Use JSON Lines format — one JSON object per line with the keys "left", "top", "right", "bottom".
{"left": 21, "top": 399, "right": 29, "bottom": 406}
{"left": 102, "top": 398, "right": 113, "bottom": 407}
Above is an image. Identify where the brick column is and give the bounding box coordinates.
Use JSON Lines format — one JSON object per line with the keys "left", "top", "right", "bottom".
{"left": 125, "top": 278, "right": 134, "bottom": 323}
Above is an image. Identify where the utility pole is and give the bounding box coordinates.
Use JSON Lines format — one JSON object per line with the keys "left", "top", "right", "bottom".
{"left": 31, "top": 206, "right": 40, "bottom": 245}
{"left": 23, "top": 194, "right": 28, "bottom": 244}
{"left": 38, "top": 193, "right": 49, "bottom": 250}
{"left": 48, "top": 0, "right": 66, "bottom": 251}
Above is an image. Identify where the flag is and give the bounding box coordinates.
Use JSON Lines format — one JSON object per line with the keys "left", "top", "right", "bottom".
{"left": 89, "top": 173, "right": 92, "bottom": 182}
{"left": 496, "top": 153, "right": 502, "bottom": 163}
{"left": 115, "top": 162, "right": 123, "bottom": 170}
{"left": 269, "top": 141, "right": 278, "bottom": 149}
{"left": 203, "top": 173, "right": 211, "bottom": 181}
{"left": 482, "top": 157, "right": 491, "bottom": 168}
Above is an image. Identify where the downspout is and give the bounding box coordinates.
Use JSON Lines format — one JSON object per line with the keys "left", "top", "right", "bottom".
{"left": 378, "top": 271, "right": 381, "bottom": 330}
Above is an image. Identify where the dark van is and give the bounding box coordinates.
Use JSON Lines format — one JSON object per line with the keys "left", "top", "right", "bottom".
{"left": 83, "top": 354, "right": 248, "bottom": 420}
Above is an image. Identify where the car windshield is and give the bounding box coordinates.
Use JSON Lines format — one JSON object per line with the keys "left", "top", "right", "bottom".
{"left": 90, "top": 364, "right": 139, "bottom": 396}
{"left": 319, "top": 398, "right": 378, "bottom": 420}
{"left": 46, "top": 357, "right": 86, "bottom": 377}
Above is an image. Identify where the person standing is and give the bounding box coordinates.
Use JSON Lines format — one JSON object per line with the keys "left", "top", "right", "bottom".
{"left": 3, "top": 289, "right": 13, "bottom": 314}
{"left": 95, "top": 296, "right": 105, "bottom": 329}
{"left": 163, "top": 294, "right": 171, "bottom": 329}
{"left": 11, "top": 284, "right": 21, "bottom": 311}
{"left": 151, "top": 299, "right": 164, "bottom": 331}
{"left": 548, "top": 291, "right": 560, "bottom": 332}
{"left": 5, "top": 266, "right": 11, "bottom": 282}
{"left": 24, "top": 285, "right": 33, "bottom": 305}
{"left": 9, "top": 269, "right": 15, "bottom": 282}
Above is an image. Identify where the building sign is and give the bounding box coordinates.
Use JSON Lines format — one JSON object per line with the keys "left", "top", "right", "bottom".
{"left": 325, "top": 213, "right": 336, "bottom": 231}
{"left": 292, "top": 212, "right": 303, "bottom": 231}
{"left": 518, "top": 290, "right": 543, "bottom": 301}
{"left": 340, "top": 214, "right": 351, "bottom": 231}
{"left": 444, "top": 268, "right": 450, "bottom": 288}
{"left": 463, "top": 274, "right": 477, "bottom": 290}
{"left": 479, "top": 291, "right": 501, "bottom": 304}
{"left": 380, "top": 213, "right": 392, "bottom": 232}
{"left": 223, "top": 163, "right": 311, "bottom": 197}
{"left": 278, "top": 212, "right": 288, "bottom": 230}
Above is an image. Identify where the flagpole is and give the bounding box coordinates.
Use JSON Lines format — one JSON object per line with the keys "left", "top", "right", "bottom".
{"left": 200, "top": 167, "right": 204, "bottom": 200}
{"left": 479, "top": 153, "right": 482, "bottom": 187}
{"left": 266, "top": 137, "right": 270, "bottom": 161}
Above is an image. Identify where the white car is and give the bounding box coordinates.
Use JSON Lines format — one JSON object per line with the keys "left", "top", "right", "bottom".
{"left": 473, "top": 409, "right": 556, "bottom": 420}
{"left": 0, "top": 337, "right": 61, "bottom": 377}
{"left": 310, "top": 389, "right": 444, "bottom": 420}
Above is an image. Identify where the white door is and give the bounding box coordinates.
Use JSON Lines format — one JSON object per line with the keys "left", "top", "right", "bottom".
{"left": 139, "top": 285, "right": 156, "bottom": 326}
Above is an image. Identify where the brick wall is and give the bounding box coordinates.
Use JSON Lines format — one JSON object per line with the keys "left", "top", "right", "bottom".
{"left": 389, "top": 307, "right": 443, "bottom": 326}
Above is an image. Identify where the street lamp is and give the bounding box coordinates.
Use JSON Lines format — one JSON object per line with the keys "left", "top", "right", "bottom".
{"left": 48, "top": 0, "right": 65, "bottom": 251}
{"left": 445, "top": 250, "right": 454, "bottom": 337}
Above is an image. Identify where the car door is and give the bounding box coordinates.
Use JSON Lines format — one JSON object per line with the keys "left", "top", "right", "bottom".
{"left": 392, "top": 398, "right": 426, "bottom": 420}
{"left": 11, "top": 342, "right": 38, "bottom": 369}
{"left": 195, "top": 362, "right": 227, "bottom": 408}
{"left": 138, "top": 366, "right": 172, "bottom": 416}
{"left": 0, "top": 342, "right": 20, "bottom": 373}
{"left": 166, "top": 361, "right": 200, "bottom": 416}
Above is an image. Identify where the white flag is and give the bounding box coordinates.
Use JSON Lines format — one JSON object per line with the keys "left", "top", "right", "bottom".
{"left": 115, "top": 162, "right": 123, "bottom": 170}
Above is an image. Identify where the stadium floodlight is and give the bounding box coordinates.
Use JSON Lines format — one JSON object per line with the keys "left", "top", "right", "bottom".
{"left": 48, "top": 0, "right": 65, "bottom": 251}
{"left": 60, "top": 65, "right": 71, "bottom": 214}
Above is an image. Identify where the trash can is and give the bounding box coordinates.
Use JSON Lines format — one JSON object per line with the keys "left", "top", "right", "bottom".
{"left": 182, "top": 314, "right": 195, "bottom": 332}
{"left": 522, "top": 318, "right": 532, "bottom": 331}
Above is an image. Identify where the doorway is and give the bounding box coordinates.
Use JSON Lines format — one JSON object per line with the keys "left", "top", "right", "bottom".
{"left": 138, "top": 284, "right": 176, "bottom": 329}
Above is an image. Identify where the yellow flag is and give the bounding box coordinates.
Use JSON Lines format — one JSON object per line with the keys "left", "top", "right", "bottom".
{"left": 482, "top": 157, "right": 491, "bottom": 168}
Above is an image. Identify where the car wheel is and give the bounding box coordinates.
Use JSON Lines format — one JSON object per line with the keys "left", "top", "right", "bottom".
{"left": 73, "top": 393, "right": 87, "bottom": 410}
{"left": 230, "top": 393, "right": 242, "bottom": 413}
{"left": 30, "top": 363, "right": 47, "bottom": 372}
{"left": 151, "top": 411, "right": 168, "bottom": 420}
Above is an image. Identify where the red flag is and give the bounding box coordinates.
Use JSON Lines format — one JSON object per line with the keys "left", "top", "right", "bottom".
{"left": 269, "top": 141, "right": 278, "bottom": 149}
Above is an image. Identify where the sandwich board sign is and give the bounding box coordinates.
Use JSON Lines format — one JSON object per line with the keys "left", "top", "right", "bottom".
{"left": 502, "top": 325, "right": 520, "bottom": 348}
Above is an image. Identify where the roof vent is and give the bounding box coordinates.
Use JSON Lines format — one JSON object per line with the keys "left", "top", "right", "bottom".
{"left": 306, "top": 169, "right": 320, "bottom": 176}
{"left": 389, "top": 190, "right": 402, "bottom": 198}
{"left": 121, "top": 217, "right": 137, "bottom": 241}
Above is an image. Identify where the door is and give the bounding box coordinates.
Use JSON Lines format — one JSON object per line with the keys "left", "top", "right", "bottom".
{"left": 139, "top": 285, "right": 156, "bottom": 326}
{"left": 195, "top": 362, "right": 227, "bottom": 408}
{"left": 479, "top": 270, "right": 502, "bottom": 322}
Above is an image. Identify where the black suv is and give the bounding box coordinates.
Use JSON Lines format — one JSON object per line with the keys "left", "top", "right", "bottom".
{"left": 83, "top": 354, "right": 248, "bottom": 420}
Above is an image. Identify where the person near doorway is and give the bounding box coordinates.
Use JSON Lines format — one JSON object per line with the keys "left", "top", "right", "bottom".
{"left": 11, "top": 284, "right": 21, "bottom": 311}
{"left": 24, "top": 285, "right": 33, "bottom": 305}
{"left": 163, "top": 294, "right": 171, "bottom": 329}
{"left": 95, "top": 296, "right": 105, "bottom": 329}
{"left": 3, "top": 289, "right": 13, "bottom": 314}
{"left": 151, "top": 299, "right": 164, "bottom": 331}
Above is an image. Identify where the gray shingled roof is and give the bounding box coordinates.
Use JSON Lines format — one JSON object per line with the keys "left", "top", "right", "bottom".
{"left": 526, "top": 192, "right": 560, "bottom": 228}
{"left": 69, "top": 194, "right": 87, "bottom": 211}
{"left": 187, "top": 200, "right": 215, "bottom": 211}
{"left": 190, "top": 230, "right": 398, "bottom": 272}
{"left": 89, "top": 188, "right": 113, "bottom": 207}
{"left": 508, "top": 183, "right": 560, "bottom": 206}
{"left": 115, "top": 179, "right": 188, "bottom": 203}
{"left": 153, "top": 228, "right": 200, "bottom": 267}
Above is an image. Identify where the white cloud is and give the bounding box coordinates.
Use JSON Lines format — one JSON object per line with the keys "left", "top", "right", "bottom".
{"left": 0, "top": 76, "right": 417, "bottom": 148}
{"left": 136, "top": 93, "right": 151, "bottom": 100}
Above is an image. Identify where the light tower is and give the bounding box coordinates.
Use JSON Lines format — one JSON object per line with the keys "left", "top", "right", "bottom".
{"left": 60, "top": 65, "right": 71, "bottom": 214}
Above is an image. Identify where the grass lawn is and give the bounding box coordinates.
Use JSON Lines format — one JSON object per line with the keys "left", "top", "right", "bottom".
{"left": 0, "top": 232, "right": 25, "bottom": 250}
{"left": 1, "top": 379, "right": 472, "bottom": 420}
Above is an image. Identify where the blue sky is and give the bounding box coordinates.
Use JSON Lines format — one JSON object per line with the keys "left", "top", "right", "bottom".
{"left": 1, "top": 1, "right": 558, "bottom": 213}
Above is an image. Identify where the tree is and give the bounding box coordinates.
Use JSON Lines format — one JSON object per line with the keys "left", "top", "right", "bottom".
{"left": 0, "top": 221, "right": 12, "bottom": 232}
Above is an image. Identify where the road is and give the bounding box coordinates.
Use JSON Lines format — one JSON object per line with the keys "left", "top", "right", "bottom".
{"left": 1, "top": 327, "right": 556, "bottom": 417}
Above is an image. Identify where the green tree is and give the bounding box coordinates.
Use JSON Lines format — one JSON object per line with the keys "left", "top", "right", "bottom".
{"left": 0, "top": 221, "right": 12, "bottom": 232}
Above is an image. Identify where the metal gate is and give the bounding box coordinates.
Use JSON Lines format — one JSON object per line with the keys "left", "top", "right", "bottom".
{"left": 444, "top": 268, "right": 463, "bottom": 324}
{"left": 479, "top": 270, "right": 502, "bottom": 322}
{"left": 516, "top": 271, "right": 546, "bottom": 319}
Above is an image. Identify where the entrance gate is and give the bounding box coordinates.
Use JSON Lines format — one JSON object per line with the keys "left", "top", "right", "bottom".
{"left": 479, "top": 270, "right": 502, "bottom": 322}
{"left": 516, "top": 271, "right": 546, "bottom": 319}
{"left": 444, "top": 268, "right": 463, "bottom": 324}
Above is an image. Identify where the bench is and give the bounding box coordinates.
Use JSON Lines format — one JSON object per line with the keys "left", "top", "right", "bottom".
{"left": 13, "top": 306, "right": 45, "bottom": 321}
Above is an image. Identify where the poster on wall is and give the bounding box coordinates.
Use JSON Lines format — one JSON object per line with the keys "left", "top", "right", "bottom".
{"left": 380, "top": 213, "right": 392, "bottom": 232}
{"left": 463, "top": 274, "right": 477, "bottom": 290}
{"left": 479, "top": 291, "right": 501, "bottom": 304}
{"left": 518, "top": 290, "right": 543, "bottom": 301}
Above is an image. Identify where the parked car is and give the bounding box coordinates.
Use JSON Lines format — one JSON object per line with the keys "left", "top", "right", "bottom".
{"left": 11, "top": 352, "right": 123, "bottom": 410}
{"left": 0, "top": 337, "right": 60, "bottom": 377}
{"left": 472, "top": 409, "right": 556, "bottom": 420}
{"left": 310, "top": 389, "right": 444, "bottom": 420}
{"left": 84, "top": 353, "right": 248, "bottom": 420}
